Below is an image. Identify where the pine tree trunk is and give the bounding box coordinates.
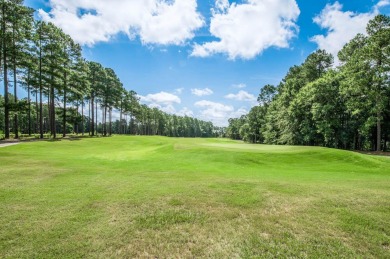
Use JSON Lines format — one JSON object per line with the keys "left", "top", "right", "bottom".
{"left": 12, "top": 22, "right": 18, "bottom": 139}
{"left": 125, "top": 114, "right": 128, "bottom": 134}
{"left": 39, "top": 32, "right": 43, "bottom": 139}
{"left": 13, "top": 54, "right": 18, "bottom": 138}
{"left": 104, "top": 106, "right": 106, "bottom": 136}
{"left": 119, "top": 102, "right": 123, "bottom": 134}
{"left": 62, "top": 72, "right": 66, "bottom": 137}
{"left": 376, "top": 56, "right": 383, "bottom": 152}
{"left": 50, "top": 84, "right": 55, "bottom": 138}
{"left": 48, "top": 90, "right": 51, "bottom": 136}
{"left": 91, "top": 93, "right": 94, "bottom": 136}
{"left": 82, "top": 100, "right": 84, "bottom": 136}
{"left": 35, "top": 90, "right": 38, "bottom": 135}
{"left": 108, "top": 108, "right": 112, "bottom": 136}
{"left": 95, "top": 102, "right": 98, "bottom": 135}
{"left": 47, "top": 94, "right": 50, "bottom": 133}
{"left": 103, "top": 106, "right": 106, "bottom": 136}
{"left": 2, "top": 3, "right": 10, "bottom": 139}
{"left": 377, "top": 113, "right": 381, "bottom": 152}
{"left": 76, "top": 101, "right": 79, "bottom": 135}
{"left": 28, "top": 82, "right": 31, "bottom": 136}
{"left": 88, "top": 100, "right": 91, "bottom": 136}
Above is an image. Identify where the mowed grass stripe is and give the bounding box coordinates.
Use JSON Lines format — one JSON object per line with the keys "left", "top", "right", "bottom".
{"left": 0, "top": 136, "right": 389, "bottom": 258}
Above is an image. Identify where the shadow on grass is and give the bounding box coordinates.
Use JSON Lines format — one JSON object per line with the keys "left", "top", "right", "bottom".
{"left": 0, "top": 134, "right": 113, "bottom": 144}
{"left": 355, "top": 151, "right": 390, "bottom": 157}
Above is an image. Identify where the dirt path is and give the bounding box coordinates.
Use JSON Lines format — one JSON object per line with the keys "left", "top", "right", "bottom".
{"left": 0, "top": 143, "right": 20, "bottom": 148}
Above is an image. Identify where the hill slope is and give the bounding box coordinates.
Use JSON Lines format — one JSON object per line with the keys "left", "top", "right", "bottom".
{"left": 0, "top": 136, "right": 389, "bottom": 257}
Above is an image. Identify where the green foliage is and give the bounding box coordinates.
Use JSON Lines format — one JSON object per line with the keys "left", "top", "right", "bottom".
{"left": 0, "top": 1, "right": 216, "bottom": 140}
{"left": 257, "top": 84, "right": 277, "bottom": 105}
{"left": 228, "top": 15, "right": 390, "bottom": 151}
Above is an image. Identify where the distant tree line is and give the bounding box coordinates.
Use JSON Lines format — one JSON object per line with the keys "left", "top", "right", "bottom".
{"left": 227, "top": 15, "right": 390, "bottom": 152}
{"left": 0, "top": 0, "right": 218, "bottom": 139}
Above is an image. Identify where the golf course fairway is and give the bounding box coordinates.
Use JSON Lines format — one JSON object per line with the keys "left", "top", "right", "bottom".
{"left": 0, "top": 136, "right": 389, "bottom": 257}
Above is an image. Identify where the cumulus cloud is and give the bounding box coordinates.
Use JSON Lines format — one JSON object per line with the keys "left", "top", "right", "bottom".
{"left": 376, "top": 0, "right": 390, "bottom": 8}
{"left": 195, "top": 100, "right": 233, "bottom": 117}
{"left": 311, "top": 1, "right": 389, "bottom": 64}
{"left": 146, "top": 103, "right": 194, "bottom": 117}
{"left": 191, "top": 0, "right": 300, "bottom": 59}
{"left": 39, "top": 0, "right": 204, "bottom": 46}
{"left": 231, "top": 107, "right": 249, "bottom": 119}
{"left": 215, "top": 0, "right": 229, "bottom": 12}
{"left": 174, "top": 88, "right": 184, "bottom": 94}
{"left": 225, "top": 90, "right": 256, "bottom": 102}
{"left": 232, "top": 83, "right": 246, "bottom": 89}
{"left": 195, "top": 100, "right": 233, "bottom": 126}
{"left": 140, "top": 91, "right": 181, "bottom": 105}
{"left": 177, "top": 107, "right": 194, "bottom": 117}
{"left": 139, "top": 91, "right": 194, "bottom": 117}
{"left": 194, "top": 100, "right": 247, "bottom": 126}
{"left": 191, "top": 88, "right": 214, "bottom": 96}
{"left": 161, "top": 104, "right": 177, "bottom": 114}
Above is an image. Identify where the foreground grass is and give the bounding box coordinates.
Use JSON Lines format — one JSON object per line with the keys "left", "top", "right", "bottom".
{"left": 0, "top": 136, "right": 389, "bottom": 258}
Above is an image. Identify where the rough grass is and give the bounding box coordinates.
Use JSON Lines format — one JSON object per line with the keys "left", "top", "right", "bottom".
{"left": 0, "top": 136, "right": 389, "bottom": 258}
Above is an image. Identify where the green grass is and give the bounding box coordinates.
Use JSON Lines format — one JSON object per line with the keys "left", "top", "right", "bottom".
{"left": 0, "top": 136, "right": 389, "bottom": 258}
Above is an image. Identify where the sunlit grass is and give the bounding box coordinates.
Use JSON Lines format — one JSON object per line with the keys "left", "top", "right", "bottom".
{"left": 0, "top": 136, "right": 389, "bottom": 257}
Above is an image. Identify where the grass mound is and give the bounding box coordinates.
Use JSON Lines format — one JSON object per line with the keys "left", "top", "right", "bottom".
{"left": 0, "top": 136, "right": 389, "bottom": 257}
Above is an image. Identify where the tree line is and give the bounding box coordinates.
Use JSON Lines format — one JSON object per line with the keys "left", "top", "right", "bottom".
{"left": 0, "top": 0, "right": 218, "bottom": 140}
{"left": 227, "top": 15, "right": 390, "bottom": 152}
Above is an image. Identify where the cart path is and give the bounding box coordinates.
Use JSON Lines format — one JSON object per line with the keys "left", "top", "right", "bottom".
{"left": 0, "top": 143, "right": 20, "bottom": 148}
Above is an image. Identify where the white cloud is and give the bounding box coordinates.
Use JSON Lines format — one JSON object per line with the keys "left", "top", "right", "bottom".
{"left": 39, "top": 0, "right": 204, "bottom": 46}
{"left": 195, "top": 100, "right": 234, "bottom": 118}
{"left": 215, "top": 0, "right": 229, "bottom": 12}
{"left": 232, "top": 83, "right": 246, "bottom": 89}
{"left": 146, "top": 103, "right": 194, "bottom": 117}
{"left": 140, "top": 91, "right": 181, "bottom": 105}
{"left": 147, "top": 103, "right": 176, "bottom": 114}
{"left": 174, "top": 88, "right": 184, "bottom": 94}
{"left": 191, "top": 0, "right": 300, "bottom": 59}
{"left": 160, "top": 104, "right": 176, "bottom": 114}
{"left": 140, "top": 92, "right": 194, "bottom": 117}
{"left": 231, "top": 107, "right": 248, "bottom": 118}
{"left": 191, "top": 88, "right": 214, "bottom": 96}
{"left": 195, "top": 100, "right": 233, "bottom": 126}
{"left": 376, "top": 0, "right": 390, "bottom": 8}
{"left": 225, "top": 90, "right": 256, "bottom": 102}
{"left": 311, "top": 1, "right": 389, "bottom": 64}
{"left": 194, "top": 100, "right": 247, "bottom": 126}
{"left": 177, "top": 107, "right": 194, "bottom": 117}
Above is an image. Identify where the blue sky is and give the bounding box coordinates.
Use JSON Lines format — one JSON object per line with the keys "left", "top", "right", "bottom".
{"left": 21, "top": 0, "right": 390, "bottom": 126}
